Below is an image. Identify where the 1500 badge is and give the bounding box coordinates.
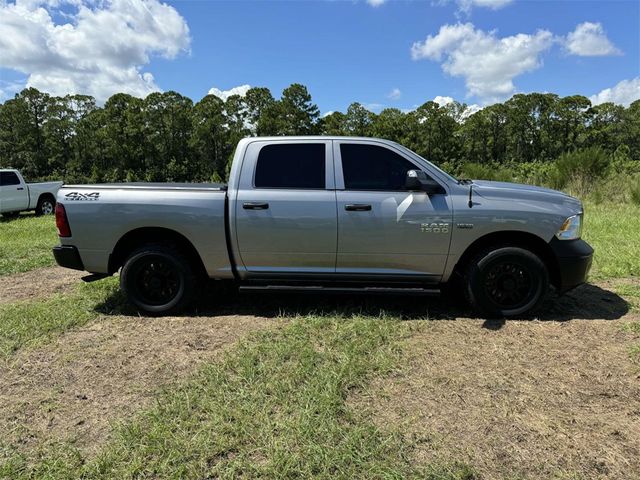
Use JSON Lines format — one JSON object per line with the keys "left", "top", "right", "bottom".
{"left": 65, "top": 192, "right": 100, "bottom": 201}
{"left": 421, "top": 222, "right": 449, "bottom": 233}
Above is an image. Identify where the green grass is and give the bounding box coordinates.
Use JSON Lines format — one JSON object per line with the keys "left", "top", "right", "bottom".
{"left": 619, "top": 287, "right": 640, "bottom": 359}
{"left": 582, "top": 202, "right": 640, "bottom": 280}
{"left": 612, "top": 283, "right": 640, "bottom": 313}
{"left": 1, "top": 201, "right": 639, "bottom": 478}
{"left": 0, "top": 278, "right": 119, "bottom": 357}
{"left": 0, "top": 213, "right": 57, "bottom": 276}
{"left": 0, "top": 305, "right": 475, "bottom": 480}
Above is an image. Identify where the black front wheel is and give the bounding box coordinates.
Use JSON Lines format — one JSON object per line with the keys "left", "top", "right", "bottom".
{"left": 465, "top": 247, "right": 549, "bottom": 318}
{"left": 120, "top": 244, "right": 197, "bottom": 315}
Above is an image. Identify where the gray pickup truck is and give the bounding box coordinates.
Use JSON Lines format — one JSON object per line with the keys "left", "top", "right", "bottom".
{"left": 53, "top": 136, "right": 593, "bottom": 317}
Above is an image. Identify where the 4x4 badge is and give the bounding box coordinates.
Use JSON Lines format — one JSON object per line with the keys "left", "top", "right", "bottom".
{"left": 65, "top": 192, "right": 100, "bottom": 201}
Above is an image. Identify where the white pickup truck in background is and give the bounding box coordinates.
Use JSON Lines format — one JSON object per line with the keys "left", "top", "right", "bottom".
{"left": 0, "top": 169, "right": 62, "bottom": 217}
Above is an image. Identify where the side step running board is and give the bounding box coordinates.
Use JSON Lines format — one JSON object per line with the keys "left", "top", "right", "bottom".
{"left": 239, "top": 285, "right": 441, "bottom": 296}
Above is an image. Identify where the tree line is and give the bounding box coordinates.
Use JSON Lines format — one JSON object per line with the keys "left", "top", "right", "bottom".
{"left": 0, "top": 84, "right": 638, "bottom": 184}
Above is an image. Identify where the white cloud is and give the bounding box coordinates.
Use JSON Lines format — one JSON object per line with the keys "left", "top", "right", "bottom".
{"left": 0, "top": 0, "right": 191, "bottom": 102}
{"left": 208, "top": 84, "right": 252, "bottom": 101}
{"left": 455, "top": 0, "right": 513, "bottom": 14}
{"left": 590, "top": 78, "right": 640, "bottom": 106}
{"left": 432, "top": 95, "right": 481, "bottom": 118}
{"left": 468, "top": 0, "right": 512, "bottom": 7}
{"left": 462, "top": 103, "right": 482, "bottom": 117}
{"left": 387, "top": 88, "right": 401, "bottom": 100}
{"left": 366, "top": 0, "right": 386, "bottom": 6}
{"left": 436, "top": 0, "right": 513, "bottom": 15}
{"left": 565, "top": 22, "right": 620, "bottom": 57}
{"left": 411, "top": 23, "right": 553, "bottom": 104}
{"left": 364, "top": 102, "right": 385, "bottom": 112}
{"left": 433, "top": 95, "right": 455, "bottom": 106}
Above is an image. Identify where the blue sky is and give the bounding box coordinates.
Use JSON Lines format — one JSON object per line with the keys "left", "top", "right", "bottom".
{"left": 1, "top": 0, "right": 639, "bottom": 112}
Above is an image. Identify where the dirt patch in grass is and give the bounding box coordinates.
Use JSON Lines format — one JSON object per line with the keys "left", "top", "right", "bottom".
{"left": 352, "top": 281, "right": 640, "bottom": 480}
{"left": 0, "top": 312, "right": 277, "bottom": 455}
{"left": 0, "top": 267, "right": 83, "bottom": 305}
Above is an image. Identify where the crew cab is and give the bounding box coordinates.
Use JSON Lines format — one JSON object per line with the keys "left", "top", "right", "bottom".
{"left": 0, "top": 169, "right": 62, "bottom": 217}
{"left": 53, "top": 137, "right": 593, "bottom": 317}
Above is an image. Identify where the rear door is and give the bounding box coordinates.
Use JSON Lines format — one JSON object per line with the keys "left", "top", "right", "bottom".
{"left": 234, "top": 140, "right": 337, "bottom": 275}
{"left": 334, "top": 140, "right": 452, "bottom": 281}
{"left": 0, "top": 171, "right": 28, "bottom": 213}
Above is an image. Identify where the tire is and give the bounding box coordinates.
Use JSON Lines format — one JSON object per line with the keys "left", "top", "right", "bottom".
{"left": 120, "top": 244, "right": 198, "bottom": 315}
{"left": 36, "top": 195, "right": 55, "bottom": 216}
{"left": 464, "top": 246, "right": 549, "bottom": 318}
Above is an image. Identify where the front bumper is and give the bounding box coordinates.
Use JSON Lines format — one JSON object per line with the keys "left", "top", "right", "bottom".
{"left": 53, "top": 245, "right": 85, "bottom": 271}
{"left": 549, "top": 237, "right": 594, "bottom": 293}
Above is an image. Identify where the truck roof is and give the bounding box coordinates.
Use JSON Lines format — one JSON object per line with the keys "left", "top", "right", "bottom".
{"left": 242, "top": 136, "right": 395, "bottom": 143}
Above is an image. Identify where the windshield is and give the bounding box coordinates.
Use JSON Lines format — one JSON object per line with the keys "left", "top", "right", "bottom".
{"left": 392, "top": 143, "right": 459, "bottom": 184}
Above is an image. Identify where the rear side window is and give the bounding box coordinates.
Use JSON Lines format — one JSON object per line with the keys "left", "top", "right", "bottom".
{"left": 255, "top": 143, "right": 326, "bottom": 189}
{"left": 0, "top": 172, "right": 20, "bottom": 186}
{"left": 340, "top": 144, "right": 417, "bottom": 191}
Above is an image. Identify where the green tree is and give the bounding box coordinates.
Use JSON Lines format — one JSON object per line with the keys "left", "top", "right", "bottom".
{"left": 191, "top": 94, "right": 227, "bottom": 180}
{"left": 143, "top": 91, "right": 194, "bottom": 181}
{"left": 321, "top": 111, "right": 347, "bottom": 136}
{"left": 277, "top": 83, "right": 320, "bottom": 135}
{"left": 0, "top": 88, "right": 51, "bottom": 179}
{"left": 554, "top": 95, "right": 591, "bottom": 154}
{"left": 405, "top": 101, "right": 460, "bottom": 165}
{"left": 343, "top": 103, "right": 374, "bottom": 136}
{"left": 618, "top": 100, "right": 640, "bottom": 162}
{"left": 370, "top": 108, "right": 408, "bottom": 144}
{"left": 244, "top": 87, "right": 278, "bottom": 136}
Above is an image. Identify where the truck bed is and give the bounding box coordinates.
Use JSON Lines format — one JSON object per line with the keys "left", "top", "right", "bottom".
{"left": 63, "top": 182, "right": 227, "bottom": 191}
{"left": 57, "top": 183, "right": 232, "bottom": 277}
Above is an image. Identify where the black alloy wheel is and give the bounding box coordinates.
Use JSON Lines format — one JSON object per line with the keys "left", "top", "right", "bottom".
{"left": 120, "top": 244, "right": 197, "bottom": 315}
{"left": 465, "top": 246, "right": 549, "bottom": 318}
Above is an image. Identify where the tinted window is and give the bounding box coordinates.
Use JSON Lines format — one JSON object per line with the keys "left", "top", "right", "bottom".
{"left": 0, "top": 172, "right": 21, "bottom": 186}
{"left": 255, "top": 143, "right": 326, "bottom": 189}
{"left": 340, "top": 144, "right": 417, "bottom": 191}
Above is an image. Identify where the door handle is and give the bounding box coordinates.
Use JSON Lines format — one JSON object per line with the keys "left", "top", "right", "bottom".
{"left": 243, "top": 202, "right": 269, "bottom": 210}
{"left": 345, "top": 204, "right": 372, "bottom": 211}
{"left": 17, "top": 187, "right": 24, "bottom": 191}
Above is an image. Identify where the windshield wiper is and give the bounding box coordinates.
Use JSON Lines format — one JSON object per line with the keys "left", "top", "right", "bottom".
{"left": 458, "top": 178, "right": 473, "bottom": 185}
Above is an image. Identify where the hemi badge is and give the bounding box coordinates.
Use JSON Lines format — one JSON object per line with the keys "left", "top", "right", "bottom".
{"left": 456, "top": 223, "right": 474, "bottom": 229}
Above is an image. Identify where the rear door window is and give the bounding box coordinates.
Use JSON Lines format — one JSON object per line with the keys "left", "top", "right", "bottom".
{"left": 254, "top": 143, "right": 326, "bottom": 189}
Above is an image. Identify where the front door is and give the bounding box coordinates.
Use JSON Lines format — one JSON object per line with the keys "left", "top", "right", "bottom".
{"left": 0, "top": 171, "right": 28, "bottom": 213}
{"left": 234, "top": 140, "right": 337, "bottom": 275}
{"left": 334, "top": 141, "right": 452, "bottom": 281}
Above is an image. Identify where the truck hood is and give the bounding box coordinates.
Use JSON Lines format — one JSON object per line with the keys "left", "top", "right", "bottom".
{"left": 471, "top": 180, "right": 583, "bottom": 212}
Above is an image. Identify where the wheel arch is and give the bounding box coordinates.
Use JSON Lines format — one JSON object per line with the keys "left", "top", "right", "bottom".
{"left": 108, "top": 227, "right": 207, "bottom": 277}
{"left": 38, "top": 192, "right": 56, "bottom": 204}
{"left": 35, "top": 192, "right": 57, "bottom": 215}
{"left": 451, "top": 230, "right": 560, "bottom": 289}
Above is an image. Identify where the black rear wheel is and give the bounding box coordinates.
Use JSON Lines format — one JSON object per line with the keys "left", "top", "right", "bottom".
{"left": 120, "top": 244, "right": 197, "bottom": 315}
{"left": 36, "top": 195, "right": 55, "bottom": 216}
{"left": 465, "top": 247, "right": 548, "bottom": 318}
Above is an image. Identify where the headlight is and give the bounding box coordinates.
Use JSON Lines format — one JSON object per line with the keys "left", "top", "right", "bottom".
{"left": 556, "top": 214, "right": 583, "bottom": 240}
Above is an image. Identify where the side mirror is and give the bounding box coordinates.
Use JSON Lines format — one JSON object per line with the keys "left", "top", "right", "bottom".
{"left": 405, "top": 170, "right": 445, "bottom": 195}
